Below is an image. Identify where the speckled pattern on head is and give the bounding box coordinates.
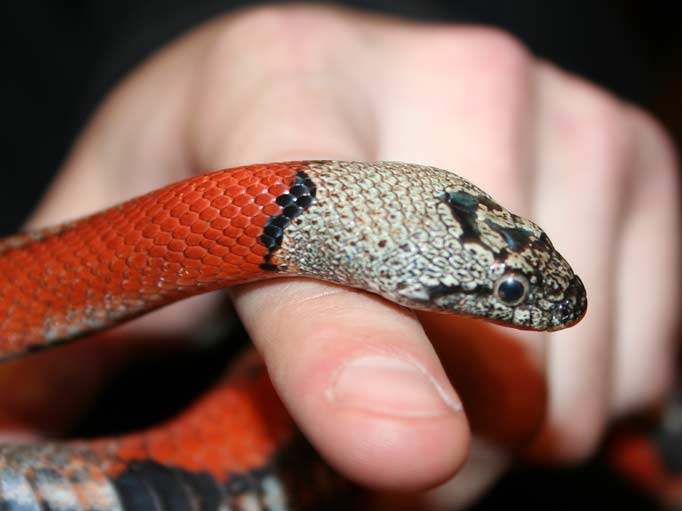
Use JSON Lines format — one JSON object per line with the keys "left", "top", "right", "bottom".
{"left": 271, "top": 161, "right": 586, "bottom": 330}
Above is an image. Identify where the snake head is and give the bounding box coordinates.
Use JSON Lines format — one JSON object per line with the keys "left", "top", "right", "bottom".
{"left": 274, "top": 161, "right": 587, "bottom": 332}
{"left": 389, "top": 188, "right": 588, "bottom": 331}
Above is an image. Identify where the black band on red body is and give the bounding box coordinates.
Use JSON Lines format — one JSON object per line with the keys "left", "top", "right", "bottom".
{"left": 260, "top": 171, "right": 317, "bottom": 271}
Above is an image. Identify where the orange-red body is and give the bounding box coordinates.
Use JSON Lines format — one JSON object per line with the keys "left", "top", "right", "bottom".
{"left": 0, "top": 162, "right": 306, "bottom": 353}
{"left": 0, "top": 162, "right": 330, "bottom": 511}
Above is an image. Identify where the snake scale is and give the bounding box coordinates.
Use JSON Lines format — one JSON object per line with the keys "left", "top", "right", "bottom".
{"left": 0, "top": 161, "right": 586, "bottom": 510}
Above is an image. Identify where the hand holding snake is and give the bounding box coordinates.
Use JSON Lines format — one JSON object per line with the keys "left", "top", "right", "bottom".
{"left": 1, "top": 5, "right": 678, "bottom": 509}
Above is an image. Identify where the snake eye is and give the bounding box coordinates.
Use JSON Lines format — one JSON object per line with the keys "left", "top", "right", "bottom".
{"left": 494, "top": 273, "right": 529, "bottom": 306}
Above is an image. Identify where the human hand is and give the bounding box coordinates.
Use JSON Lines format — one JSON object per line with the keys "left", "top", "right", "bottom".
{"left": 6, "top": 4, "right": 679, "bottom": 508}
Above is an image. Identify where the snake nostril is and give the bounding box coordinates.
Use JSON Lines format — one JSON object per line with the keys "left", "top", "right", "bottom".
{"left": 551, "top": 275, "right": 588, "bottom": 327}
{"left": 553, "top": 300, "right": 573, "bottom": 323}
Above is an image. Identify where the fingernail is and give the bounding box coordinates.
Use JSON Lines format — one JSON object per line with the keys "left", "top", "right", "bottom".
{"left": 326, "top": 355, "right": 462, "bottom": 417}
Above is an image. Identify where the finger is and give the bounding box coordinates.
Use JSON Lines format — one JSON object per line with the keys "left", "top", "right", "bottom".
{"left": 191, "top": 8, "right": 470, "bottom": 490}
{"left": 234, "top": 280, "right": 468, "bottom": 490}
{"left": 611, "top": 109, "right": 680, "bottom": 414}
{"left": 374, "top": 25, "right": 548, "bottom": 445}
{"left": 366, "top": 438, "right": 508, "bottom": 510}
{"left": 375, "top": 26, "right": 537, "bottom": 210}
{"left": 528, "top": 63, "right": 625, "bottom": 461}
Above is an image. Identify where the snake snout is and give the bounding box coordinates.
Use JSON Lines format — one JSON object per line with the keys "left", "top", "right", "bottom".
{"left": 549, "top": 274, "right": 588, "bottom": 330}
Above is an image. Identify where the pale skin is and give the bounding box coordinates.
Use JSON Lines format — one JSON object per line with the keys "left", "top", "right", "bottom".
{"left": 1, "top": 4, "right": 679, "bottom": 508}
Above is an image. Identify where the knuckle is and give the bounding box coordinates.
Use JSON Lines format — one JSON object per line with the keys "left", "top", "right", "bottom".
{"left": 194, "top": 4, "right": 365, "bottom": 162}
{"left": 212, "top": 4, "right": 350, "bottom": 73}
{"left": 462, "top": 26, "right": 532, "bottom": 68}
{"left": 627, "top": 105, "right": 679, "bottom": 184}
{"left": 580, "top": 100, "right": 625, "bottom": 162}
{"left": 550, "top": 71, "right": 632, "bottom": 184}
{"left": 422, "top": 25, "right": 532, "bottom": 83}
{"left": 224, "top": 3, "right": 321, "bottom": 40}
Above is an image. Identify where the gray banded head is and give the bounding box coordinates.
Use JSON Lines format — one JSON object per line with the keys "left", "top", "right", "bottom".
{"left": 273, "top": 161, "right": 587, "bottom": 331}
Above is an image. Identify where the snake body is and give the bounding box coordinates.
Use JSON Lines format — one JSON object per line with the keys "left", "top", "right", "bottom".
{"left": 0, "top": 161, "right": 586, "bottom": 510}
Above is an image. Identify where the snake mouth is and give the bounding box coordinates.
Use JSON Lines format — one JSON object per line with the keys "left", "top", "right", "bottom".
{"left": 548, "top": 274, "right": 588, "bottom": 330}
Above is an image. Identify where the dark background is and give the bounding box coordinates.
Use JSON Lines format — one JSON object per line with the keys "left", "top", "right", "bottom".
{"left": 1, "top": 1, "right": 681, "bottom": 509}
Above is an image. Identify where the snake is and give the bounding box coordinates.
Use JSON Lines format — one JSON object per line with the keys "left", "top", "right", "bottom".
{"left": 0, "top": 161, "right": 586, "bottom": 510}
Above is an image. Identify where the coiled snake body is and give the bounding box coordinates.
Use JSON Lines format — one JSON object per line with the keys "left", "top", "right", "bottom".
{"left": 0, "top": 161, "right": 586, "bottom": 510}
